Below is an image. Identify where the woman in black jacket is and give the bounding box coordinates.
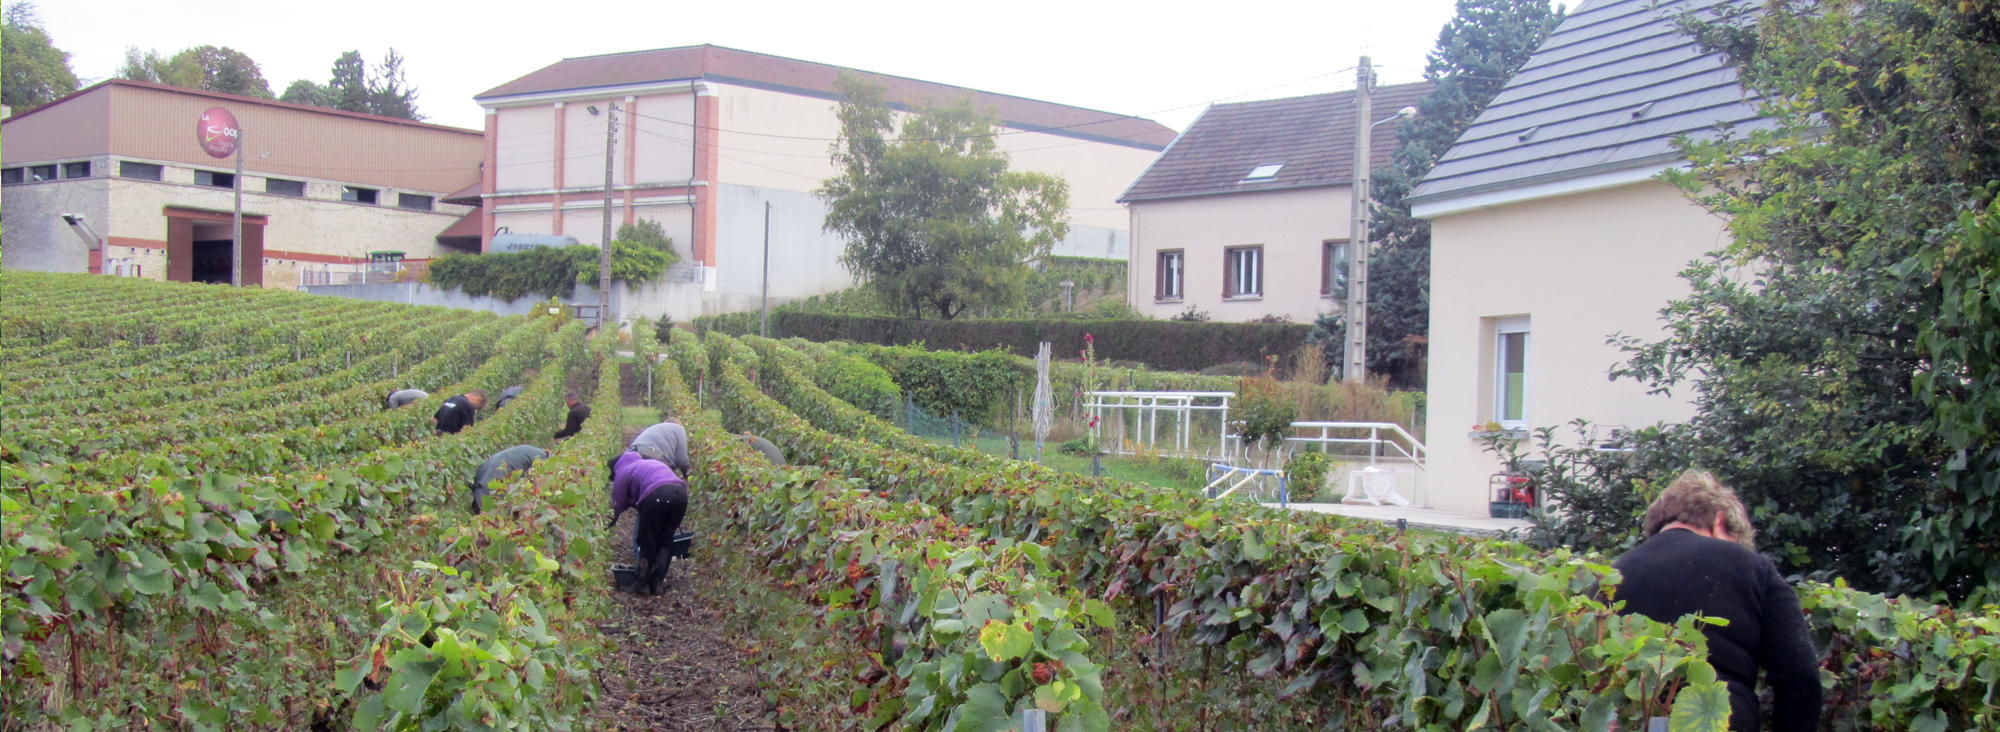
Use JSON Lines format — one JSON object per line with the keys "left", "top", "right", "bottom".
{"left": 1611, "top": 471, "right": 1822, "bottom": 731}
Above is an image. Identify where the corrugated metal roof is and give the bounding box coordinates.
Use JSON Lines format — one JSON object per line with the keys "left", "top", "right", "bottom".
{"left": 477, "top": 45, "right": 1176, "bottom": 151}
{"left": 1117, "top": 81, "right": 1433, "bottom": 203}
{"left": 1408, "top": 0, "right": 1768, "bottom": 204}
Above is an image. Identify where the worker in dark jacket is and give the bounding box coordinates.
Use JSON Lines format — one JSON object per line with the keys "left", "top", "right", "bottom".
{"left": 609, "top": 449, "right": 688, "bottom": 595}
{"left": 468, "top": 444, "right": 548, "bottom": 514}
{"left": 1610, "top": 471, "right": 1821, "bottom": 732}
{"left": 553, "top": 391, "right": 591, "bottom": 440}
{"left": 385, "top": 389, "right": 428, "bottom": 410}
{"left": 492, "top": 384, "right": 526, "bottom": 410}
{"left": 742, "top": 433, "right": 786, "bottom": 466}
{"left": 432, "top": 390, "right": 488, "bottom": 435}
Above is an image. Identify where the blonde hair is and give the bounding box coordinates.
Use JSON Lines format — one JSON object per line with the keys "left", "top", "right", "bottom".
{"left": 1643, "top": 470, "right": 1756, "bottom": 549}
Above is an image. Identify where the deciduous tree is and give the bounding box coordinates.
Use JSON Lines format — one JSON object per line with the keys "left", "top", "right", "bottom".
{"left": 117, "top": 45, "right": 273, "bottom": 98}
{"left": 819, "top": 74, "right": 1070, "bottom": 320}
{"left": 1, "top": 2, "right": 78, "bottom": 108}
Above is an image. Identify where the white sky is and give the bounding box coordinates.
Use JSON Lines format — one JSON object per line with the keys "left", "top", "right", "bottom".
{"left": 39, "top": 0, "right": 1538, "bottom": 133}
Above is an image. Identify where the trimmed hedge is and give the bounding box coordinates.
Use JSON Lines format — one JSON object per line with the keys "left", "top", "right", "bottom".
{"left": 695, "top": 311, "right": 1312, "bottom": 372}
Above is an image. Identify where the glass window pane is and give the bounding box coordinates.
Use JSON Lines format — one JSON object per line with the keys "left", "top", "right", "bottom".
{"left": 1500, "top": 332, "right": 1527, "bottom": 421}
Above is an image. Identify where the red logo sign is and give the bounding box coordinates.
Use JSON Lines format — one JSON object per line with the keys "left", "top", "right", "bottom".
{"left": 197, "top": 107, "right": 240, "bottom": 158}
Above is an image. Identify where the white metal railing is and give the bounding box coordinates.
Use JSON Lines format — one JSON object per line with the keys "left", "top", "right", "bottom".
{"left": 1281, "top": 421, "right": 1427, "bottom": 470}
{"left": 1204, "top": 463, "right": 1292, "bottom": 506}
{"left": 1085, "top": 390, "right": 1234, "bottom": 458}
{"left": 300, "top": 260, "right": 425, "bottom": 287}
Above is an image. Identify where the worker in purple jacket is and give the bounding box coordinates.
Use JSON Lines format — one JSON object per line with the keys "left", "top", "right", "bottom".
{"left": 609, "top": 448, "right": 689, "bottom": 596}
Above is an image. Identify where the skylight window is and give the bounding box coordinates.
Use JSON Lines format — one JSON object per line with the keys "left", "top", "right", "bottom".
{"left": 1242, "top": 163, "right": 1285, "bottom": 182}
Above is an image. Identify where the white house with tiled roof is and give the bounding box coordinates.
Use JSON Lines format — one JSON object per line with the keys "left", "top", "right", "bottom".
{"left": 1409, "top": 0, "right": 1768, "bottom": 513}
{"left": 472, "top": 44, "right": 1175, "bottom": 321}
{"left": 1118, "top": 81, "right": 1431, "bottom": 324}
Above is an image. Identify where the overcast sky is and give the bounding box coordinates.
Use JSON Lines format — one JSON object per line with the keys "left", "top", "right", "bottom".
{"left": 40, "top": 0, "right": 1551, "bottom": 133}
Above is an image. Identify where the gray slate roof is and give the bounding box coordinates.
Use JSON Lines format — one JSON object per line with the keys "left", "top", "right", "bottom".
{"left": 1119, "top": 81, "right": 1434, "bottom": 203}
{"left": 1408, "top": 0, "right": 1768, "bottom": 204}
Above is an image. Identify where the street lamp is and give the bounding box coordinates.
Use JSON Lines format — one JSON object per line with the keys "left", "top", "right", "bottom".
{"left": 1342, "top": 59, "right": 1419, "bottom": 386}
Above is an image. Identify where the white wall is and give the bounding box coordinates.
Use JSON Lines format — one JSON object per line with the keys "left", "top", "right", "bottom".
{"left": 1423, "top": 179, "right": 1728, "bottom": 513}
{"left": 1, "top": 167, "right": 110, "bottom": 273}
{"left": 713, "top": 183, "right": 854, "bottom": 300}
{"left": 1126, "top": 186, "right": 1353, "bottom": 323}
{"left": 493, "top": 106, "right": 555, "bottom": 192}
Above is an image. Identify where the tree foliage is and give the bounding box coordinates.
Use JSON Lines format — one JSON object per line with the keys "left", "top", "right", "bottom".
{"left": 118, "top": 45, "right": 273, "bottom": 98}
{"left": 1, "top": 2, "right": 78, "bottom": 108}
{"left": 819, "top": 73, "right": 1070, "bottom": 320}
{"left": 1312, "top": 0, "right": 1564, "bottom": 388}
{"left": 426, "top": 228, "right": 677, "bottom": 302}
{"left": 1539, "top": 0, "right": 2000, "bottom": 600}
{"left": 280, "top": 49, "right": 422, "bottom": 120}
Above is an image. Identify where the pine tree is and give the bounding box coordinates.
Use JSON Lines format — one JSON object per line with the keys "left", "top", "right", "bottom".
{"left": 365, "top": 49, "right": 422, "bottom": 121}
{"left": 1314, "top": 0, "right": 1565, "bottom": 388}
{"left": 328, "top": 51, "right": 369, "bottom": 114}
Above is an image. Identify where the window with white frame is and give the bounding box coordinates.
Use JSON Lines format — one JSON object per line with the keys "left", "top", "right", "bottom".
{"left": 1224, "top": 246, "right": 1262, "bottom": 298}
{"left": 1494, "top": 316, "right": 1530, "bottom": 428}
{"left": 1156, "top": 250, "right": 1184, "bottom": 300}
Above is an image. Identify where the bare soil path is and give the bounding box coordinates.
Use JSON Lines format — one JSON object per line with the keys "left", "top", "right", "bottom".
{"left": 591, "top": 365, "right": 782, "bottom": 731}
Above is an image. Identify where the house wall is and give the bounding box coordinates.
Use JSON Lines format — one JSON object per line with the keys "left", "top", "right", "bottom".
{"left": 1423, "top": 179, "right": 1727, "bottom": 513}
{"left": 1126, "top": 186, "right": 1354, "bottom": 324}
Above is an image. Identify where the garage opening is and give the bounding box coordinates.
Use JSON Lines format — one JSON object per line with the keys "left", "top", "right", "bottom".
{"left": 192, "top": 222, "right": 234, "bottom": 284}
{"left": 164, "top": 208, "right": 265, "bottom": 285}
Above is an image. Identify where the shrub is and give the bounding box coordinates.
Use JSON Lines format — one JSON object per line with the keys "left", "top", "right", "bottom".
{"left": 1231, "top": 375, "right": 1297, "bottom": 453}
{"left": 696, "top": 312, "right": 1312, "bottom": 373}
{"left": 817, "top": 353, "right": 901, "bottom": 421}
{"left": 854, "top": 343, "right": 1026, "bottom": 425}
{"left": 425, "top": 239, "right": 676, "bottom": 303}
{"left": 1284, "top": 449, "right": 1334, "bottom": 498}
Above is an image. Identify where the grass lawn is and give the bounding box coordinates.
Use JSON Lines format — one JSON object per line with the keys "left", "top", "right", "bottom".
{"left": 621, "top": 405, "right": 659, "bottom": 428}
{"left": 919, "top": 433, "right": 1215, "bottom": 493}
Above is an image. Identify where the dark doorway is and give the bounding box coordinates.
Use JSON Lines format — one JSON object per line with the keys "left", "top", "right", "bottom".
{"left": 192, "top": 240, "right": 234, "bottom": 284}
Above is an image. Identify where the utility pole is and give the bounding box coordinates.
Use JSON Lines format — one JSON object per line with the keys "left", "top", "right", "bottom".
{"left": 596, "top": 103, "right": 620, "bottom": 330}
{"left": 231, "top": 129, "right": 244, "bottom": 287}
{"left": 759, "top": 201, "right": 772, "bottom": 337}
{"left": 1343, "top": 56, "right": 1375, "bottom": 384}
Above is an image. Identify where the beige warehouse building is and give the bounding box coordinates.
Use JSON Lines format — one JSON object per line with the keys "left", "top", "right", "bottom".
{"left": 1, "top": 80, "right": 483, "bottom": 288}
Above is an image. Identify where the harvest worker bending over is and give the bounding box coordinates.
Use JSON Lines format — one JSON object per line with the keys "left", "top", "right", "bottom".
{"left": 623, "top": 417, "right": 691, "bottom": 476}
{"left": 384, "top": 388, "right": 428, "bottom": 410}
{"left": 492, "top": 384, "right": 526, "bottom": 410}
{"left": 553, "top": 391, "right": 591, "bottom": 440}
{"left": 433, "top": 390, "right": 487, "bottom": 435}
{"left": 609, "top": 446, "right": 688, "bottom": 596}
{"left": 1610, "top": 471, "right": 1821, "bottom": 731}
{"left": 468, "top": 444, "right": 548, "bottom": 515}
{"left": 742, "top": 433, "right": 786, "bottom": 466}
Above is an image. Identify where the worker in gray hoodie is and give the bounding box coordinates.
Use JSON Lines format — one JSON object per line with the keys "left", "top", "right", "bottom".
{"left": 468, "top": 444, "right": 549, "bottom": 514}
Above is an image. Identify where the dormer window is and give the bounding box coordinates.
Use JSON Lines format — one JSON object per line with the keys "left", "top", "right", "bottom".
{"left": 1241, "top": 163, "right": 1285, "bottom": 182}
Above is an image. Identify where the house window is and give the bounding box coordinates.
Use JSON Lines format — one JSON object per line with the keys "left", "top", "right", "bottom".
{"left": 265, "top": 178, "right": 306, "bottom": 197}
{"left": 194, "top": 170, "right": 235, "bottom": 188}
{"left": 28, "top": 164, "right": 56, "bottom": 182}
{"left": 1241, "top": 163, "right": 1284, "bottom": 182}
{"left": 397, "top": 193, "right": 434, "bottom": 211}
{"left": 1322, "top": 240, "right": 1348, "bottom": 297}
{"left": 1224, "top": 246, "right": 1263, "bottom": 298}
{"left": 62, "top": 161, "right": 91, "bottom": 178}
{"left": 119, "top": 161, "right": 163, "bottom": 181}
{"left": 342, "top": 186, "right": 379, "bottom": 204}
{"left": 1495, "top": 317, "right": 1530, "bottom": 428}
{"left": 1, "top": 168, "right": 22, "bottom": 185}
{"left": 1156, "top": 250, "right": 1184, "bottom": 301}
